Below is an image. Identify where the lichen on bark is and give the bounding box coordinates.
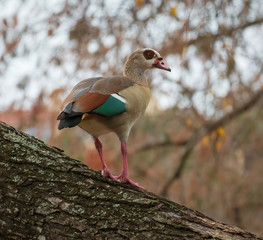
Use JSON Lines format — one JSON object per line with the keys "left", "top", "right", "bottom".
{"left": 0, "top": 121, "right": 262, "bottom": 240}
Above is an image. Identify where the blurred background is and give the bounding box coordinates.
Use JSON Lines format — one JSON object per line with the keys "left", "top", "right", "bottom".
{"left": 1, "top": 0, "right": 263, "bottom": 235}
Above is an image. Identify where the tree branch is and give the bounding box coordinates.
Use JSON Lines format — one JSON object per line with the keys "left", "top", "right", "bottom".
{"left": 160, "top": 88, "right": 263, "bottom": 196}
{"left": 187, "top": 18, "right": 263, "bottom": 46}
{"left": 138, "top": 139, "right": 188, "bottom": 152}
{"left": 161, "top": 17, "right": 263, "bottom": 56}
{"left": 0, "top": 121, "right": 262, "bottom": 239}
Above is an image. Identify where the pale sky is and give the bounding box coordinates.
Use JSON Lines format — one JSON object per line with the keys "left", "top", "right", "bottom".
{"left": 1, "top": 0, "right": 263, "bottom": 116}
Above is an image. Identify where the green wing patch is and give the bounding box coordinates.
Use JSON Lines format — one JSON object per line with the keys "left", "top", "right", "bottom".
{"left": 91, "top": 94, "right": 126, "bottom": 117}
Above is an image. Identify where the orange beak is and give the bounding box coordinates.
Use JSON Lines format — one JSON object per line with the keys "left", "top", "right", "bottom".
{"left": 153, "top": 58, "right": 171, "bottom": 72}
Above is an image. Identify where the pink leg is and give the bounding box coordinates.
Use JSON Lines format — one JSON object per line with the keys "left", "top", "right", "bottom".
{"left": 117, "top": 142, "right": 144, "bottom": 189}
{"left": 94, "top": 138, "right": 117, "bottom": 180}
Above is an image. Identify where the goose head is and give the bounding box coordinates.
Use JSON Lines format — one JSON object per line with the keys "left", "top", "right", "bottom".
{"left": 123, "top": 48, "right": 171, "bottom": 79}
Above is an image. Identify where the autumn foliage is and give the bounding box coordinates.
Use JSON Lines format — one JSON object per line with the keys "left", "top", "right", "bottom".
{"left": 1, "top": 0, "right": 263, "bottom": 236}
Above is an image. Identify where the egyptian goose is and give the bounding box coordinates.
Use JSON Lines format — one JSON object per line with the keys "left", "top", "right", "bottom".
{"left": 57, "top": 48, "right": 171, "bottom": 188}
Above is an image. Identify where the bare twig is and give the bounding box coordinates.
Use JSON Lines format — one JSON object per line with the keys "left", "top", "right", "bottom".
{"left": 160, "top": 88, "right": 263, "bottom": 196}
{"left": 138, "top": 139, "right": 188, "bottom": 152}
{"left": 161, "top": 17, "right": 263, "bottom": 55}
{"left": 187, "top": 18, "right": 263, "bottom": 46}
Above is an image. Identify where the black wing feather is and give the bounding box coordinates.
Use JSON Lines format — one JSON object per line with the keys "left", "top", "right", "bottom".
{"left": 57, "top": 103, "right": 83, "bottom": 130}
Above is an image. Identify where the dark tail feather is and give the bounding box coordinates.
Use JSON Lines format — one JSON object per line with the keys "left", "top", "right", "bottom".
{"left": 58, "top": 115, "right": 83, "bottom": 130}
{"left": 57, "top": 110, "right": 82, "bottom": 120}
{"left": 57, "top": 102, "right": 83, "bottom": 130}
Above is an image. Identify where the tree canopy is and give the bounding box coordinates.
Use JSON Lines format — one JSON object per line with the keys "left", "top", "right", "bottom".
{"left": 1, "top": 0, "right": 263, "bottom": 236}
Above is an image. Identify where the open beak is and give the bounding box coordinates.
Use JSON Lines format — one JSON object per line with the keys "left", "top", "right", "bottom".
{"left": 153, "top": 58, "right": 171, "bottom": 72}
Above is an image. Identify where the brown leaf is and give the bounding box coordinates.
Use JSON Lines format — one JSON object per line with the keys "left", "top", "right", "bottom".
{"left": 13, "top": 15, "right": 18, "bottom": 27}
{"left": 48, "top": 29, "right": 54, "bottom": 36}
{"left": 3, "top": 18, "right": 8, "bottom": 27}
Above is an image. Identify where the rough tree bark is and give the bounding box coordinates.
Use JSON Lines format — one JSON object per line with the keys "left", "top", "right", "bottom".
{"left": 0, "top": 121, "right": 262, "bottom": 240}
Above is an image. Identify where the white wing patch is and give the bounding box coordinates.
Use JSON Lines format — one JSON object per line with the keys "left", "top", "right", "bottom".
{"left": 111, "top": 93, "right": 126, "bottom": 103}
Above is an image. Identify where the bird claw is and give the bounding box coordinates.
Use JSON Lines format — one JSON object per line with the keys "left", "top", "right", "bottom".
{"left": 101, "top": 169, "right": 118, "bottom": 181}
{"left": 101, "top": 169, "right": 144, "bottom": 189}
{"left": 117, "top": 174, "right": 144, "bottom": 189}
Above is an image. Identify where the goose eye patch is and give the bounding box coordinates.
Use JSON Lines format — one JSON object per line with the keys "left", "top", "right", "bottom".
{"left": 143, "top": 50, "right": 156, "bottom": 60}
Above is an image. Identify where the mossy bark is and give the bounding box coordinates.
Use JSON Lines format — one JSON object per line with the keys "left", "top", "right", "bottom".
{"left": 0, "top": 121, "right": 262, "bottom": 240}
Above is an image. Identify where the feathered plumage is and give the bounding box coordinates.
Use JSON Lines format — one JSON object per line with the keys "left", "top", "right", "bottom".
{"left": 57, "top": 48, "right": 171, "bottom": 188}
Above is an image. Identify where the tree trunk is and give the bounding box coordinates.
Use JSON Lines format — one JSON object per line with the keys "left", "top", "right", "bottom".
{"left": 0, "top": 121, "right": 261, "bottom": 240}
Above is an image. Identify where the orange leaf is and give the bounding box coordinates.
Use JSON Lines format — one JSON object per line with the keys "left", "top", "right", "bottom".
{"left": 135, "top": 0, "right": 143, "bottom": 7}
{"left": 170, "top": 6, "right": 177, "bottom": 16}
{"left": 217, "top": 127, "right": 226, "bottom": 137}
{"left": 202, "top": 136, "right": 209, "bottom": 146}
{"left": 186, "top": 118, "right": 192, "bottom": 128}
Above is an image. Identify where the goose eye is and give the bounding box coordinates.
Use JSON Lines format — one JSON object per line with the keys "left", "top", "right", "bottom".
{"left": 143, "top": 50, "right": 156, "bottom": 60}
